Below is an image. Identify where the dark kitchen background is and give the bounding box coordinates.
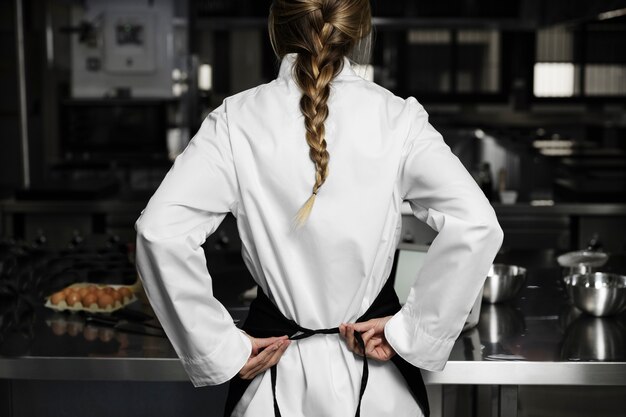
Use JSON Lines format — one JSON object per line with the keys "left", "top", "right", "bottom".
{"left": 2, "top": 0, "right": 626, "bottom": 251}
{"left": 1, "top": 1, "right": 626, "bottom": 417}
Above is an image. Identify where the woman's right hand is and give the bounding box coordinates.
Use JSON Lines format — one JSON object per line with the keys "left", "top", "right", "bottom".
{"left": 238, "top": 333, "right": 291, "bottom": 380}
{"left": 339, "top": 316, "right": 396, "bottom": 362}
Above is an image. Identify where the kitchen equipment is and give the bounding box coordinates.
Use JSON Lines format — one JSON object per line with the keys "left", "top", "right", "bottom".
{"left": 483, "top": 264, "right": 527, "bottom": 303}
{"left": 499, "top": 190, "right": 518, "bottom": 205}
{"left": 557, "top": 250, "right": 608, "bottom": 273}
{"left": 566, "top": 272, "right": 626, "bottom": 317}
{"left": 557, "top": 239, "right": 609, "bottom": 304}
{"left": 68, "top": 0, "right": 184, "bottom": 98}
{"left": 562, "top": 274, "right": 581, "bottom": 301}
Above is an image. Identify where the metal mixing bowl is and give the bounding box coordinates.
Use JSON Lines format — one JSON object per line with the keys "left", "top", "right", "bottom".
{"left": 567, "top": 272, "right": 626, "bottom": 317}
{"left": 482, "top": 264, "right": 527, "bottom": 303}
{"left": 562, "top": 273, "right": 582, "bottom": 301}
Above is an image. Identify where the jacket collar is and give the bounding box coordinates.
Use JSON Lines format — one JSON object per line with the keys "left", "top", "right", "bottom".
{"left": 277, "top": 52, "right": 357, "bottom": 81}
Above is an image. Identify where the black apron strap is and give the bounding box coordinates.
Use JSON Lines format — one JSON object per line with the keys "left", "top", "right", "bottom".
{"left": 223, "top": 277, "right": 430, "bottom": 417}
{"left": 270, "top": 365, "right": 282, "bottom": 417}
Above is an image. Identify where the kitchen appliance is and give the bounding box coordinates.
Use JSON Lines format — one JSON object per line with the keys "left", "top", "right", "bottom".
{"left": 482, "top": 264, "right": 527, "bottom": 303}
{"left": 69, "top": 0, "right": 185, "bottom": 98}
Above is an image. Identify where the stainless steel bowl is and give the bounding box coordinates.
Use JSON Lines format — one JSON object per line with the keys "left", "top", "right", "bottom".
{"left": 562, "top": 273, "right": 582, "bottom": 301}
{"left": 567, "top": 272, "right": 626, "bottom": 317}
{"left": 482, "top": 264, "right": 527, "bottom": 303}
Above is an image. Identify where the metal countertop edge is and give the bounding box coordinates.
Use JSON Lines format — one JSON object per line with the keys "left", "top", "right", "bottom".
{"left": 2, "top": 357, "right": 626, "bottom": 386}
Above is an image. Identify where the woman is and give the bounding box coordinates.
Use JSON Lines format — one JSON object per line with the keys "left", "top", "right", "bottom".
{"left": 134, "top": 0, "right": 504, "bottom": 416}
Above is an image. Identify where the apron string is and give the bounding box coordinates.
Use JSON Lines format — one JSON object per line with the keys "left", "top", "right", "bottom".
{"left": 269, "top": 327, "right": 369, "bottom": 417}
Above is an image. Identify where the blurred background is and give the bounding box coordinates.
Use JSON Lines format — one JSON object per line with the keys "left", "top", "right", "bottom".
{"left": 1, "top": 1, "right": 626, "bottom": 417}
{"left": 1, "top": 0, "right": 626, "bottom": 252}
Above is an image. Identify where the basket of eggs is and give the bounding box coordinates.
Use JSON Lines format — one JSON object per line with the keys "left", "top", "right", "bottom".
{"left": 45, "top": 280, "right": 140, "bottom": 313}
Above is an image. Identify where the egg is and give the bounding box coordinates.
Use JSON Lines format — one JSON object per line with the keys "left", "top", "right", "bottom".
{"left": 50, "top": 291, "right": 65, "bottom": 305}
{"left": 86, "top": 284, "right": 98, "bottom": 293}
{"left": 110, "top": 290, "right": 122, "bottom": 303}
{"left": 82, "top": 292, "right": 98, "bottom": 308}
{"left": 97, "top": 293, "right": 114, "bottom": 309}
{"left": 77, "top": 287, "right": 90, "bottom": 298}
{"left": 65, "top": 291, "right": 82, "bottom": 307}
{"left": 103, "top": 286, "right": 115, "bottom": 294}
{"left": 118, "top": 287, "right": 132, "bottom": 300}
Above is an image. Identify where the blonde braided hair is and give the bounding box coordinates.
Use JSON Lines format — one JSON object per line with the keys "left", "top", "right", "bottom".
{"left": 269, "top": 0, "right": 372, "bottom": 229}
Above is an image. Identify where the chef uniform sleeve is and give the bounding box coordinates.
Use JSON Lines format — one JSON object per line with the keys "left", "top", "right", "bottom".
{"left": 384, "top": 97, "right": 504, "bottom": 372}
{"left": 134, "top": 103, "right": 252, "bottom": 387}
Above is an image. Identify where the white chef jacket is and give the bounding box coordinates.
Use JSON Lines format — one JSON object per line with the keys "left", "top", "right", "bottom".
{"left": 134, "top": 52, "right": 504, "bottom": 417}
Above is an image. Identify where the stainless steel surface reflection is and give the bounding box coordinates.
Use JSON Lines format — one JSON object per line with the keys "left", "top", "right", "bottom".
{"left": 561, "top": 312, "right": 626, "bottom": 361}
{"left": 478, "top": 304, "right": 526, "bottom": 344}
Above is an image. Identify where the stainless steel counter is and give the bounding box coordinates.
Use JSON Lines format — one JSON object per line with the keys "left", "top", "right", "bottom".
{"left": 404, "top": 201, "right": 626, "bottom": 216}
{"left": 2, "top": 249, "right": 626, "bottom": 386}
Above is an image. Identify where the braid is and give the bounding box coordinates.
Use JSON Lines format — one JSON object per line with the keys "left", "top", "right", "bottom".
{"left": 268, "top": 0, "right": 372, "bottom": 230}
{"left": 291, "top": 20, "right": 344, "bottom": 229}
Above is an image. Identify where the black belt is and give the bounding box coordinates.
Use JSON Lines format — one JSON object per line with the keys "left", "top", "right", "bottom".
{"left": 223, "top": 275, "right": 430, "bottom": 417}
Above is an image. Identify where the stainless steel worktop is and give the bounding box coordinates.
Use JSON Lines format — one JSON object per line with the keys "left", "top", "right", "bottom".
{"left": 402, "top": 201, "right": 626, "bottom": 216}
{"left": 1, "top": 249, "right": 626, "bottom": 386}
